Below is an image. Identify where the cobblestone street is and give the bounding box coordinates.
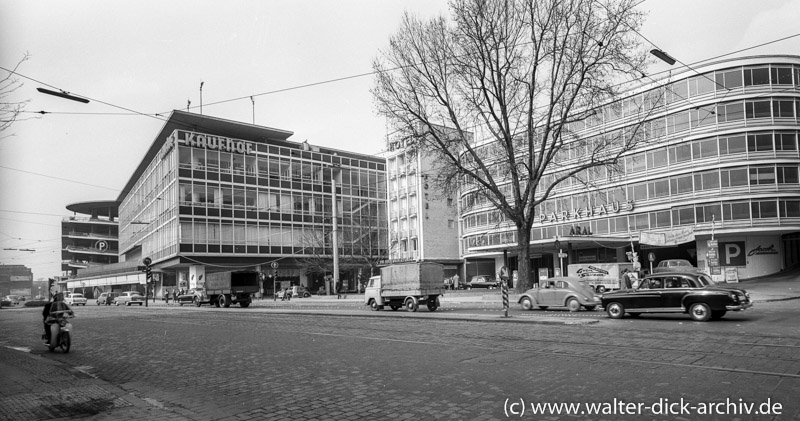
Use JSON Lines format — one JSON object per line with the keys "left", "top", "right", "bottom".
{"left": 2, "top": 301, "right": 799, "bottom": 420}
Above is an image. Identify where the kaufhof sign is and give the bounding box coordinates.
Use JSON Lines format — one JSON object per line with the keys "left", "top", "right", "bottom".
{"left": 170, "top": 129, "right": 255, "bottom": 155}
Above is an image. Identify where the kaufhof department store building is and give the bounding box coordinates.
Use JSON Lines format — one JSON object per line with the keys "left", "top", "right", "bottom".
{"left": 72, "top": 111, "right": 387, "bottom": 295}
{"left": 461, "top": 55, "right": 800, "bottom": 284}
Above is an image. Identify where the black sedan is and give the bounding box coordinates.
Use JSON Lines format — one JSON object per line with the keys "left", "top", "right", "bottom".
{"left": 600, "top": 271, "right": 752, "bottom": 321}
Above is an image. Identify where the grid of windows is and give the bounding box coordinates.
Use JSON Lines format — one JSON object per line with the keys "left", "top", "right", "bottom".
{"left": 460, "top": 58, "right": 800, "bottom": 258}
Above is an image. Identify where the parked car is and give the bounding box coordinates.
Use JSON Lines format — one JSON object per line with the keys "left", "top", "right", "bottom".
{"left": 467, "top": 275, "right": 500, "bottom": 289}
{"left": 96, "top": 292, "right": 119, "bottom": 305}
{"left": 290, "top": 286, "right": 312, "bottom": 298}
{"left": 4, "top": 295, "right": 23, "bottom": 305}
{"left": 652, "top": 259, "right": 696, "bottom": 273}
{"left": 175, "top": 289, "right": 201, "bottom": 306}
{"left": 601, "top": 271, "right": 752, "bottom": 321}
{"left": 65, "top": 293, "right": 87, "bottom": 306}
{"left": 518, "top": 277, "right": 601, "bottom": 312}
{"left": 113, "top": 291, "right": 145, "bottom": 306}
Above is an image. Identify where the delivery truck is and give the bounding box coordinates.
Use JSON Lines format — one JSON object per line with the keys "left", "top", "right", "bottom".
{"left": 191, "top": 270, "right": 260, "bottom": 308}
{"left": 567, "top": 263, "right": 636, "bottom": 293}
{"left": 364, "top": 262, "right": 444, "bottom": 312}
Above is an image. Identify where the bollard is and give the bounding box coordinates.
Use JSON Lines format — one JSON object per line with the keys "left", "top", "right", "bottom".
{"left": 501, "top": 282, "right": 509, "bottom": 318}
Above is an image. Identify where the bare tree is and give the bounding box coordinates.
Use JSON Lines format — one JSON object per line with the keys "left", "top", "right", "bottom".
{"left": 372, "top": 0, "right": 656, "bottom": 291}
{"left": 1, "top": 52, "right": 31, "bottom": 139}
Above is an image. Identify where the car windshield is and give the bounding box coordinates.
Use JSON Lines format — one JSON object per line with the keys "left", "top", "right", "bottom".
{"left": 72, "top": 294, "right": 84, "bottom": 298}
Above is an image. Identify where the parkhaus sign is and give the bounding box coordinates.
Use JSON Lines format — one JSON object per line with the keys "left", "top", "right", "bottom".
{"left": 171, "top": 130, "right": 255, "bottom": 155}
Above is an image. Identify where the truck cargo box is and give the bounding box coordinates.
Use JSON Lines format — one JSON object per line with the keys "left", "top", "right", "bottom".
{"left": 380, "top": 262, "right": 444, "bottom": 292}
{"left": 205, "top": 271, "right": 260, "bottom": 293}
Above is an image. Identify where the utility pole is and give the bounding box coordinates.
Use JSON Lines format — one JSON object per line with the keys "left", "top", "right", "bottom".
{"left": 331, "top": 165, "right": 340, "bottom": 296}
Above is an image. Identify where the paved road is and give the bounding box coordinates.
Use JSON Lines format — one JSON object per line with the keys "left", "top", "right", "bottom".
{"left": 1, "top": 301, "right": 799, "bottom": 420}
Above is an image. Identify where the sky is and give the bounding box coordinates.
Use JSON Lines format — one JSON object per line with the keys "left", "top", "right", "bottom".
{"left": 1, "top": 0, "right": 799, "bottom": 281}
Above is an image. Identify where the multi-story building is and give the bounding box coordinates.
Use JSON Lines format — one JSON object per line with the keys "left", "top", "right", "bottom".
{"left": 0, "top": 264, "right": 33, "bottom": 298}
{"left": 68, "top": 111, "right": 387, "bottom": 296}
{"left": 461, "top": 55, "right": 800, "bottom": 284}
{"left": 62, "top": 201, "right": 119, "bottom": 279}
{"left": 384, "top": 135, "right": 461, "bottom": 279}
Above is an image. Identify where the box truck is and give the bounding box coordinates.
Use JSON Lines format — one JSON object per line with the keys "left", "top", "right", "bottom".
{"left": 364, "top": 262, "right": 444, "bottom": 312}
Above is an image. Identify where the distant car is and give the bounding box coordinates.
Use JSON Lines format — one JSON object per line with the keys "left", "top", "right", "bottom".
{"left": 113, "top": 291, "right": 145, "bottom": 306}
{"left": 518, "top": 277, "right": 601, "bottom": 312}
{"left": 96, "top": 292, "right": 119, "bottom": 305}
{"left": 601, "top": 271, "right": 752, "bottom": 321}
{"left": 175, "top": 289, "right": 201, "bottom": 306}
{"left": 652, "top": 259, "right": 696, "bottom": 273}
{"left": 290, "top": 286, "right": 312, "bottom": 298}
{"left": 467, "top": 275, "right": 500, "bottom": 289}
{"left": 65, "top": 293, "right": 87, "bottom": 306}
{"left": 4, "top": 295, "right": 23, "bottom": 305}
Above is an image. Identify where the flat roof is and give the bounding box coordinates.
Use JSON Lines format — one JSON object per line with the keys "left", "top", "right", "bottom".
{"left": 117, "top": 110, "right": 295, "bottom": 202}
{"left": 65, "top": 200, "right": 120, "bottom": 218}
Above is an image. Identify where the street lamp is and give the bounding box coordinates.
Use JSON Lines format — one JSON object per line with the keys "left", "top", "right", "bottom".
{"left": 36, "top": 87, "right": 90, "bottom": 103}
{"left": 650, "top": 49, "right": 676, "bottom": 66}
{"left": 330, "top": 163, "right": 341, "bottom": 296}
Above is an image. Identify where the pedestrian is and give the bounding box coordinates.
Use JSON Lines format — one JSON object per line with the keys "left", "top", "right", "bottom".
{"left": 280, "top": 287, "right": 285, "bottom": 301}
{"left": 336, "top": 279, "right": 342, "bottom": 299}
{"left": 165, "top": 289, "right": 171, "bottom": 304}
{"left": 453, "top": 274, "right": 460, "bottom": 290}
{"left": 286, "top": 287, "right": 293, "bottom": 301}
{"left": 622, "top": 269, "right": 633, "bottom": 289}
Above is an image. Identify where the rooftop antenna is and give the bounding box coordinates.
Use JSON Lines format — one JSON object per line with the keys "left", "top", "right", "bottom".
{"left": 187, "top": 100, "right": 191, "bottom": 112}
{"left": 200, "top": 82, "right": 204, "bottom": 115}
{"left": 251, "top": 96, "right": 255, "bottom": 124}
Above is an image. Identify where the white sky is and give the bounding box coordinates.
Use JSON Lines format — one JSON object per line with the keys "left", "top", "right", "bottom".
{"left": 1, "top": 0, "right": 799, "bottom": 280}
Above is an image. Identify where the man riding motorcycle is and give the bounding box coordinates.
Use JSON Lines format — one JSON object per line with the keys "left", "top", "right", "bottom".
{"left": 42, "top": 293, "right": 74, "bottom": 345}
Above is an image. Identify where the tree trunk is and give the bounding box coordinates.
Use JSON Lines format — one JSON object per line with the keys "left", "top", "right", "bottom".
{"left": 515, "top": 225, "right": 532, "bottom": 293}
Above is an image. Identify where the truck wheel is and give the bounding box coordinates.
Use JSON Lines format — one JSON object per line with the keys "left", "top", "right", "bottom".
{"left": 390, "top": 305, "right": 399, "bottom": 311}
{"left": 404, "top": 298, "right": 418, "bottom": 312}
{"left": 426, "top": 301, "right": 438, "bottom": 312}
{"left": 239, "top": 302, "right": 250, "bottom": 308}
{"left": 219, "top": 295, "right": 231, "bottom": 308}
{"left": 566, "top": 298, "right": 580, "bottom": 312}
{"left": 194, "top": 297, "right": 201, "bottom": 307}
{"left": 520, "top": 297, "right": 534, "bottom": 311}
{"left": 369, "top": 300, "right": 381, "bottom": 311}
{"left": 689, "top": 303, "right": 711, "bottom": 322}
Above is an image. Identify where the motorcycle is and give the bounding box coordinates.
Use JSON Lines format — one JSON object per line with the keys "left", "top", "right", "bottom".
{"left": 45, "top": 313, "right": 74, "bottom": 353}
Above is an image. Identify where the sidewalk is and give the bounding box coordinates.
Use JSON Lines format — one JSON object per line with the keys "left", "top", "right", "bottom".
{"left": 0, "top": 344, "right": 184, "bottom": 420}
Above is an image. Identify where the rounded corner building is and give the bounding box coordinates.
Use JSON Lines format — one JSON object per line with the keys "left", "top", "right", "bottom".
{"left": 460, "top": 55, "right": 800, "bottom": 284}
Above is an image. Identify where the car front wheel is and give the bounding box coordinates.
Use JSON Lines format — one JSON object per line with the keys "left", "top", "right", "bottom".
{"left": 689, "top": 303, "right": 711, "bottom": 322}
{"left": 606, "top": 302, "right": 625, "bottom": 319}
{"left": 520, "top": 297, "right": 534, "bottom": 311}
